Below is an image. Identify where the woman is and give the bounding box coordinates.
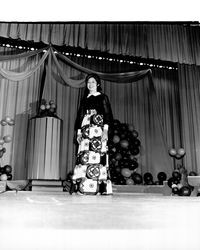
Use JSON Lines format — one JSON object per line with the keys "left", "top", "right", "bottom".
{"left": 71, "top": 73, "right": 113, "bottom": 195}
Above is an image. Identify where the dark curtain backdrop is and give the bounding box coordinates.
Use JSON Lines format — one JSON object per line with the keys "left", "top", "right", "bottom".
{"left": 0, "top": 23, "right": 200, "bottom": 180}
{"left": 0, "top": 23, "right": 200, "bottom": 64}
{"left": 178, "top": 64, "right": 200, "bottom": 174}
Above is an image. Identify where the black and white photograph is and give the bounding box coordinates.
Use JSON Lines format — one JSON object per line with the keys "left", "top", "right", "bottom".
{"left": 0, "top": 1, "right": 200, "bottom": 249}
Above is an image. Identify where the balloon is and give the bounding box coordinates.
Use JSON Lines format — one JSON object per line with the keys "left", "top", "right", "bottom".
{"left": 172, "top": 171, "right": 181, "bottom": 180}
{"left": 128, "top": 124, "right": 135, "bottom": 132}
{"left": 131, "top": 147, "right": 140, "bottom": 156}
{"left": 50, "top": 103, "right": 56, "bottom": 109}
{"left": 132, "top": 172, "right": 143, "bottom": 184}
{"left": 115, "top": 167, "right": 121, "bottom": 173}
{"left": 3, "top": 135, "right": 12, "bottom": 143}
{"left": 114, "top": 152, "right": 122, "bottom": 161}
{"left": 175, "top": 153, "right": 183, "bottom": 159}
{"left": 45, "top": 104, "right": 50, "bottom": 110}
{"left": 7, "top": 173, "right": 12, "bottom": 180}
{"left": 179, "top": 186, "right": 191, "bottom": 196}
{"left": 177, "top": 148, "right": 186, "bottom": 156}
{"left": 5, "top": 116, "right": 12, "bottom": 123}
{"left": 8, "top": 119, "right": 15, "bottom": 126}
{"left": 129, "top": 160, "right": 138, "bottom": 171}
{"left": 126, "top": 178, "right": 134, "bottom": 185}
{"left": 121, "top": 123, "right": 128, "bottom": 131}
{"left": 157, "top": 172, "right": 167, "bottom": 182}
{"left": 0, "top": 139, "right": 4, "bottom": 145}
{"left": 4, "top": 165, "right": 12, "bottom": 174}
{"left": 40, "top": 104, "right": 46, "bottom": 110}
{"left": 113, "top": 119, "right": 120, "bottom": 126}
{"left": 120, "top": 133, "right": 126, "bottom": 139}
{"left": 172, "top": 187, "right": 180, "bottom": 195}
{"left": 120, "top": 139, "right": 129, "bottom": 149}
{"left": 143, "top": 172, "right": 153, "bottom": 183}
{"left": 49, "top": 108, "right": 55, "bottom": 113}
{"left": 168, "top": 148, "right": 177, "bottom": 157}
{"left": 0, "top": 174, "right": 7, "bottom": 181}
{"left": 132, "top": 130, "right": 139, "bottom": 138}
{"left": 133, "top": 139, "right": 141, "bottom": 147}
{"left": 121, "top": 168, "right": 131, "bottom": 178}
{"left": 113, "top": 135, "right": 120, "bottom": 144}
{"left": 167, "top": 177, "right": 175, "bottom": 188}
{"left": 1, "top": 120, "right": 7, "bottom": 126}
{"left": 129, "top": 154, "right": 136, "bottom": 161}
{"left": 49, "top": 100, "right": 55, "bottom": 105}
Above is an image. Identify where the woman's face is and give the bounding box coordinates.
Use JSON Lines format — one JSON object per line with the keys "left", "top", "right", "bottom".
{"left": 87, "top": 77, "right": 98, "bottom": 92}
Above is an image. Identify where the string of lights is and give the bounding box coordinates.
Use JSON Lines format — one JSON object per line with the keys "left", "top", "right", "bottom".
{"left": 0, "top": 37, "right": 178, "bottom": 70}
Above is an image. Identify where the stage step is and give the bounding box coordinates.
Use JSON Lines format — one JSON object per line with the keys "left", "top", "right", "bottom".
{"left": 31, "top": 186, "right": 63, "bottom": 192}
{"left": 31, "top": 179, "right": 63, "bottom": 192}
{"left": 32, "top": 180, "right": 62, "bottom": 186}
{"left": 113, "top": 181, "right": 171, "bottom": 196}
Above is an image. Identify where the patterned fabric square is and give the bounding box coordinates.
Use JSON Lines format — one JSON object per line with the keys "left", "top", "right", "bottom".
{"left": 90, "top": 137, "right": 102, "bottom": 152}
{"left": 89, "top": 125, "right": 102, "bottom": 138}
{"left": 86, "top": 164, "right": 100, "bottom": 179}
{"left": 88, "top": 151, "right": 100, "bottom": 164}
{"left": 92, "top": 114, "right": 103, "bottom": 125}
{"left": 79, "top": 138, "right": 90, "bottom": 152}
{"left": 79, "top": 178, "right": 98, "bottom": 194}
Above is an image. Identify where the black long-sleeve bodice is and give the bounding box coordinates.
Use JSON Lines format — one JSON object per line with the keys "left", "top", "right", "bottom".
{"left": 75, "top": 93, "right": 113, "bottom": 130}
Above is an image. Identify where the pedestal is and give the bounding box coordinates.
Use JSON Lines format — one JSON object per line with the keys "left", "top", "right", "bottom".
{"left": 27, "top": 117, "right": 62, "bottom": 180}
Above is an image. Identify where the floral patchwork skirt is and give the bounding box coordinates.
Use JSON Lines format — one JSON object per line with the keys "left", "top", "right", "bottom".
{"left": 72, "top": 109, "right": 112, "bottom": 195}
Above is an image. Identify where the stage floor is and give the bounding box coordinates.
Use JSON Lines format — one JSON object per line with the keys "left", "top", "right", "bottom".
{"left": 0, "top": 191, "right": 200, "bottom": 250}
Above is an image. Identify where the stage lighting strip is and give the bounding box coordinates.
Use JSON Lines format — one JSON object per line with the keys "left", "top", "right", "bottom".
{"left": 0, "top": 41, "right": 177, "bottom": 71}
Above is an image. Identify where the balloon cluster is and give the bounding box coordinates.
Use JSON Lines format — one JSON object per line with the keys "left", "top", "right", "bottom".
{"left": 108, "top": 120, "right": 141, "bottom": 185}
{"left": 38, "top": 99, "right": 58, "bottom": 118}
{"left": 167, "top": 165, "right": 195, "bottom": 196}
{"left": 0, "top": 116, "right": 13, "bottom": 151}
{"left": 168, "top": 148, "right": 186, "bottom": 159}
{"left": 0, "top": 165, "right": 12, "bottom": 181}
{"left": 0, "top": 116, "right": 14, "bottom": 180}
{"left": 1, "top": 116, "right": 15, "bottom": 127}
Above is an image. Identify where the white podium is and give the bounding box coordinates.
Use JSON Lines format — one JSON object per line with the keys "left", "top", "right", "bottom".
{"left": 27, "top": 117, "right": 62, "bottom": 180}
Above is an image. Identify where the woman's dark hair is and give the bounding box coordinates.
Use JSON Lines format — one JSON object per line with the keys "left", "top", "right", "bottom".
{"left": 83, "top": 73, "right": 102, "bottom": 97}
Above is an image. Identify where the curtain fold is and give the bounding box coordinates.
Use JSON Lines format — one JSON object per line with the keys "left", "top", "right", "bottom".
{"left": 178, "top": 64, "right": 200, "bottom": 174}
{"left": 0, "top": 50, "right": 44, "bottom": 179}
{"left": 0, "top": 22, "right": 200, "bottom": 65}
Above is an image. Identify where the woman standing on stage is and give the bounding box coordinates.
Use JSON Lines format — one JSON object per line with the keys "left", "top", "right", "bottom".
{"left": 71, "top": 73, "right": 113, "bottom": 195}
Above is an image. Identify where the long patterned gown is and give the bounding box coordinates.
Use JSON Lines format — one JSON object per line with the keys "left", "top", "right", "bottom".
{"left": 71, "top": 92, "right": 113, "bottom": 195}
